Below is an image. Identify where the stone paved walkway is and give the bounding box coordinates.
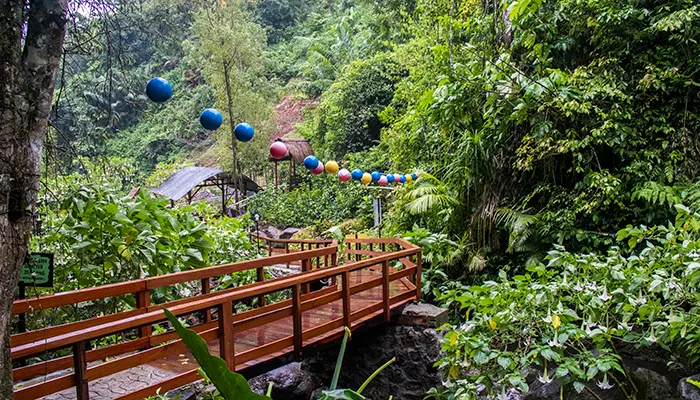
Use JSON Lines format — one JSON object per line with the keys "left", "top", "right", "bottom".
{"left": 33, "top": 364, "right": 177, "bottom": 400}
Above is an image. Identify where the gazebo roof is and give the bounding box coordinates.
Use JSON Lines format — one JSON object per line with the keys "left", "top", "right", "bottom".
{"left": 267, "top": 137, "right": 313, "bottom": 164}
{"left": 151, "top": 167, "right": 260, "bottom": 201}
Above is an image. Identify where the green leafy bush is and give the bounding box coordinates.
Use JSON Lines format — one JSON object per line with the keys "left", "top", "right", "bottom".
{"left": 27, "top": 163, "right": 256, "bottom": 328}
{"left": 248, "top": 178, "right": 373, "bottom": 229}
{"left": 434, "top": 205, "right": 700, "bottom": 398}
{"left": 302, "top": 52, "right": 405, "bottom": 159}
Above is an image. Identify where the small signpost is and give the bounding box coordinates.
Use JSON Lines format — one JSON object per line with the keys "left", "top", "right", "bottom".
{"left": 20, "top": 253, "right": 54, "bottom": 287}
{"left": 17, "top": 253, "right": 54, "bottom": 337}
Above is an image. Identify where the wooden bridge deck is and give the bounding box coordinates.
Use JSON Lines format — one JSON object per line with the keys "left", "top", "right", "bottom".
{"left": 11, "top": 235, "right": 421, "bottom": 400}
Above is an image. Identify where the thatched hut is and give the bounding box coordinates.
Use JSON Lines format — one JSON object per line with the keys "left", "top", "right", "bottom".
{"left": 267, "top": 137, "right": 314, "bottom": 190}
{"left": 267, "top": 137, "right": 313, "bottom": 163}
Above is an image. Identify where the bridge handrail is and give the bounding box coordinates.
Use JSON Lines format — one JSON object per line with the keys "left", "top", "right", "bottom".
{"left": 12, "top": 241, "right": 417, "bottom": 357}
{"left": 12, "top": 240, "right": 336, "bottom": 316}
{"left": 11, "top": 237, "right": 421, "bottom": 400}
{"left": 249, "top": 231, "right": 335, "bottom": 245}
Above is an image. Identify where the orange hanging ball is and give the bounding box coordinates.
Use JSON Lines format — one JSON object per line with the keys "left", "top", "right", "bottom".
{"left": 361, "top": 172, "right": 372, "bottom": 185}
{"left": 325, "top": 160, "right": 339, "bottom": 174}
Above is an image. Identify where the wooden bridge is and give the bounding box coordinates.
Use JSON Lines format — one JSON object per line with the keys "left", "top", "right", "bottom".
{"left": 10, "top": 235, "right": 421, "bottom": 400}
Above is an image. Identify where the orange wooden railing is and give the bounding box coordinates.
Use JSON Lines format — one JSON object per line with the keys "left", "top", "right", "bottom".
{"left": 11, "top": 237, "right": 421, "bottom": 400}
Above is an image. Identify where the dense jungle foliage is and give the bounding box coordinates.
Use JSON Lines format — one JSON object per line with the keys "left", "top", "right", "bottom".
{"left": 26, "top": 0, "right": 700, "bottom": 398}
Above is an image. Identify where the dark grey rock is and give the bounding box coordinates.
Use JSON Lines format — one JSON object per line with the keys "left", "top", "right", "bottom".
{"left": 265, "top": 226, "right": 284, "bottom": 239}
{"left": 302, "top": 324, "right": 443, "bottom": 400}
{"left": 280, "top": 227, "right": 301, "bottom": 240}
{"left": 397, "top": 302, "right": 448, "bottom": 328}
{"left": 249, "top": 362, "right": 322, "bottom": 400}
{"left": 633, "top": 367, "right": 679, "bottom": 400}
{"left": 679, "top": 374, "right": 700, "bottom": 400}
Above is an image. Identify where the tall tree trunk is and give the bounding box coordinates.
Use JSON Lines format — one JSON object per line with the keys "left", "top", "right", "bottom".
{"left": 0, "top": 0, "right": 67, "bottom": 397}
{"left": 222, "top": 62, "right": 241, "bottom": 215}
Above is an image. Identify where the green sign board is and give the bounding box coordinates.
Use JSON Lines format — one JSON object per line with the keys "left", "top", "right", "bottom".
{"left": 20, "top": 253, "right": 54, "bottom": 287}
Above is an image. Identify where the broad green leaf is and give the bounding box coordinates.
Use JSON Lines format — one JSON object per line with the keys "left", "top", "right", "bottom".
{"left": 162, "top": 308, "right": 270, "bottom": 400}
{"left": 318, "top": 389, "right": 365, "bottom": 400}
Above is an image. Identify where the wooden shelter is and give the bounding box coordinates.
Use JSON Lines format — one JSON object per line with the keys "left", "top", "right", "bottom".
{"left": 151, "top": 166, "right": 261, "bottom": 215}
{"left": 267, "top": 137, "right": 314, "bottom": 190}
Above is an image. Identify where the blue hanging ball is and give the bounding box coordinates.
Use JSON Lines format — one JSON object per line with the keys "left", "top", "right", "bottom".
{"left": 399, "top": 175, "right": 407, "bottom": 183}
{"left": 371, "top": 171, "right": 381, "bottom": 182}
{"left": 146, "top": 77, "right": 173, "bottom": 103}
{"left": 386, "top": 174, "right": 395, "bottom": 184}
{"left": 411, "top": 173, "right": 417, "bottom": 180}
{"left": 200, "top": 108, "right": 223, "bottom": 130}
{"left": 303, "top": 156, "right": 320, "bottom": 170}
{"left": 234, "top": 122, "right": 255, "bottom": 142}
{"left": 351, "top": 169, "right": 363, "bottom": 181}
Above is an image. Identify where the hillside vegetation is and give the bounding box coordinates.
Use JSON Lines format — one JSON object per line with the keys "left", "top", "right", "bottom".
{"left": 33, "top": 0, "right": 700, "bottom": 398}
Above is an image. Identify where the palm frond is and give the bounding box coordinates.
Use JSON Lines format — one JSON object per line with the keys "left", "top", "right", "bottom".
{"left": 404, "top": 172, "right": 460, "bottom": 216}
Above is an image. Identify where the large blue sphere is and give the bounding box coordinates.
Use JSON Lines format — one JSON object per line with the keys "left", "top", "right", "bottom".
{"left": 234, "top": 122, "right": 255, "bottom": 142}
{"left": 146, "top": 77, "right": 172, "bottom": 103}
{"left": 386, "top": 174, "right": 395, "bottom": 183}
{"left": 303, "top": 156, "right": 320, "bottom": 170}
{"left": 351, "top": 169, "right": 363, "bottom": 181}
{"left": 371, "top": 171, "right": 381, "bottom": 182}
{"left": 200, "top": 108, "right": 223, "bottom": 130}
{"left": 399, "top": 175, "right": 407, "bottom": 183}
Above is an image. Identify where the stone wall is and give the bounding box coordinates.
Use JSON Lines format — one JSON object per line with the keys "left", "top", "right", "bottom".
{"left": 248, "top": 303, "right": 447, "bottom": 400}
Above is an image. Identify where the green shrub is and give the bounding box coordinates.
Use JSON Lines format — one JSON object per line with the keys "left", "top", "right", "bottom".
{"left": 434, "top": 205, "right": 700, "bottom": 398}
{"left": 248, "top": 178, "right": 373, "bottom": 230}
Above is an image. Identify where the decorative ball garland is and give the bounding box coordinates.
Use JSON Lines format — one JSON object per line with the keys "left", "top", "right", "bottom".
{"left": 147, "top": 77, "right": 419, "bottom": 186}
{"left": 146, "top": 77, "right": 255, "bottom": 142}
{"left": 297, "top": 155, "right": 420, "bottom": 186}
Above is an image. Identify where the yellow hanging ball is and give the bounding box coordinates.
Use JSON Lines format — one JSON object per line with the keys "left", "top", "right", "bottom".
{"left": 361, "top": 172, "right": 372, "bottom": 185}
{"left": 325, "top": 160, "right": 339, "bottom": 174}
{"left": 406, "top": 174, "right": 413, "bottom": 182}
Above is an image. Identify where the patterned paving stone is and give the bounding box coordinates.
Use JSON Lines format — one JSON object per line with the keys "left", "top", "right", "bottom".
{"left": 34, "top": 364, "right": 177, "bottom": 400}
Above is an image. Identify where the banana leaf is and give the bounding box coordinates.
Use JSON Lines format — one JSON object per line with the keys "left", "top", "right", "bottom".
{"left": 317, "top": 389, "right": 365, "bottom": 400}
{"left": 163, "top": 308, "right": 270, "bottom": 400}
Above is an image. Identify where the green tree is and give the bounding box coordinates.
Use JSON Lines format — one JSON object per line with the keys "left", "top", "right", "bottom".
{"left": 0, "top": 0, "right": 68, "bottom": 395}
{"left": 186, "top": 1, "right": 276, "bottom": 204}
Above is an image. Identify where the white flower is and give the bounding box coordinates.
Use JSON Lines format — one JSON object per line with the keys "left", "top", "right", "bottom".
{"left": 597, "top": 374, "right": 614, "bottom": 390}
{"left": 548, "top": 331, "right": 563, "bottom": 348}
{"left": 542, "top": 309, "right": 553, "bottom": 324}
{"left": 646, "top": 327, "right": 657, "bottom": 343}
{"left": 598, "top": 286, "right": 612, "bottom": 301}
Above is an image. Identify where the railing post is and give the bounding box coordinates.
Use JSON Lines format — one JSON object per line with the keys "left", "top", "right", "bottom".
{"left": 73, "top": 341, "right": 89, "bottom": 400}
{"left": 202, "top": 278, "right": 212, "bottom": 323}
{"left": 301, "top": 258, "right": 311, "bottom": 294}
{"left": 382, "top": 260, "right": 390, "bottom": 322}
{"left": 342, "top": 271, "right": 351, "bottom": 329}
{"left": 292, "top": 284, "right": 302, "bottom": 361}
{"left": 315, "top": 243, "right": 320, "bottom": 269}
{"left": 330, "top": 252, "right": 338, "bottom": 286}
{"left": 416, "top": 250, "right": 422, "bottom": 302}
{"left": 285, "top": 242, "right": 290, "bottom": 268}
{"left": 219, "top": 301, "right": 235, "bottom": 371}
{"left": 257, "top": 267, "right": 265, "bottom": 307}
{"left": 136, "top": 289, "right": 151, "bottom": 338}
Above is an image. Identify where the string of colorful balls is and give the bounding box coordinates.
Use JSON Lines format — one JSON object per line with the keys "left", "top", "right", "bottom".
{"left": 146, "top": 77, "right": 255, "bottom": 141}
{"left": 270, "top": 141, "right": 419, "bottom": 186}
